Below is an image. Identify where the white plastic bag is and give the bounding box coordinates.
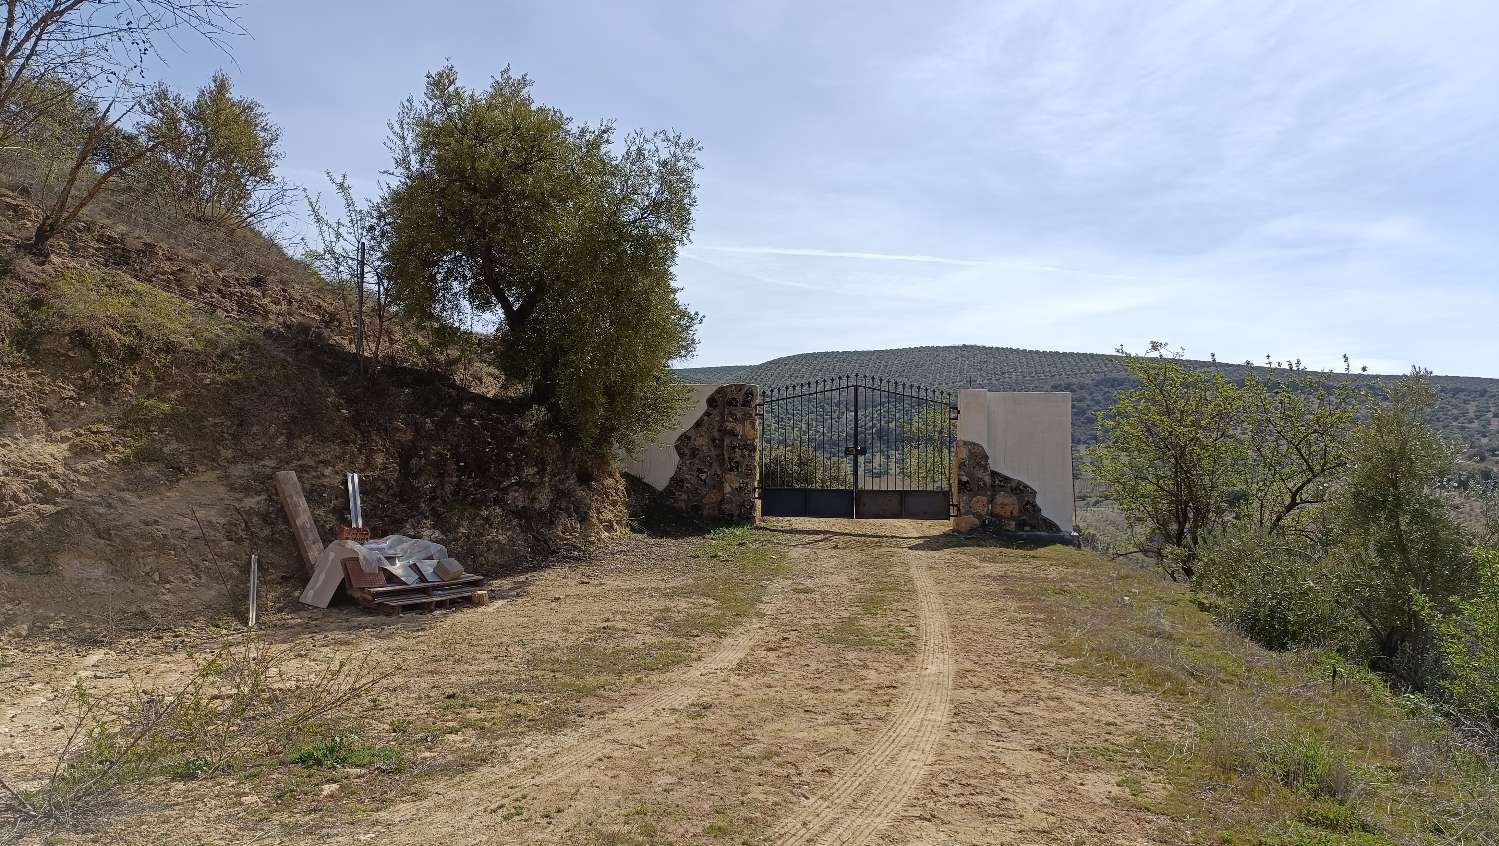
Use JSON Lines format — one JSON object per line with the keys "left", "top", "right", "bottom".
{"left": 374, "top": 535, "right": 449, "bottom": 566}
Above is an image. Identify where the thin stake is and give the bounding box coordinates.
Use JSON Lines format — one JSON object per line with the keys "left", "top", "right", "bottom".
{"left": 248, "top": 554, "right": 259, "bottom": 629}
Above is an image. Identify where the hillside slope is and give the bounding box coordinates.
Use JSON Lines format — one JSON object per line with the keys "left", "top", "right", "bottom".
{"left": 0, "top": 190, "right": 626, "bottom": 640}
{"left": 678, "top": 345, "right": 1499, "bottom": 471}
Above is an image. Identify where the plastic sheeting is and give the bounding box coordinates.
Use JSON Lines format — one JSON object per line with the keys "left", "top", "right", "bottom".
{"left": 361, "top": 535, "right": 449, "bottom": 586}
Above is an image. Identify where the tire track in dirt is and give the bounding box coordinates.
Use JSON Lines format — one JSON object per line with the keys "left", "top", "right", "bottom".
{"left": 771, "top": 551, "right": 953, "bottom": 846}
{"left": 512, "top": 621, "right": 760, "bottom": 788}
{"left": 379, "top": 589, "right": 782, "bottom": 841}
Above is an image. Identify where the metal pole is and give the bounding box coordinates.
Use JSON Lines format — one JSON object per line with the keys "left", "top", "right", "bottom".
{"left": 247, "top": 554, "right": 259, "bottom": 629}
{"left": 355, "top": 241, "right": 366, "bottom": 363}
{"left": 347, "top": 472, "right": 363, "bottom": 528}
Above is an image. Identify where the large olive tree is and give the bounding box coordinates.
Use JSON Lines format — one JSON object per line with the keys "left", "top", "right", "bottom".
{"left": 380, "top": 65, "right": 700, "bottom": 451}
{"left": 1330, "top": 373, "right": 1475, "bottom": 681}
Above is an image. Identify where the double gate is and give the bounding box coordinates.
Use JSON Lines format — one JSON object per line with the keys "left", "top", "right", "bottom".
{"left": 757, "top": 375, "right": 958, "bottom": 519}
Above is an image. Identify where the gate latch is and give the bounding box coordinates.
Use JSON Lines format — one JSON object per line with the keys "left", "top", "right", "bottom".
{"left": 844, "top": 446, "right": 867, "bottom": 456}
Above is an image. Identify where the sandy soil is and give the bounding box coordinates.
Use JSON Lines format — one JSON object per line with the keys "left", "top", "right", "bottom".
{"left": 3, "top": 519, "right": 1168, "bottom": 845}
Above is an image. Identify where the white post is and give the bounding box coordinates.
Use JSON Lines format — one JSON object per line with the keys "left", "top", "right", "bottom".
{"left": 248, "top": 554, "right": 259, "bottom": 629}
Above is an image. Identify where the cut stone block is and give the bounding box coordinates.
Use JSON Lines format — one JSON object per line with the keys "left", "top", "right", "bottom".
{"left": 300, "top": 540, "right": 365, "bottom": 608}
{"left": 436, "top": 558, "right": 465, "bottom": 580}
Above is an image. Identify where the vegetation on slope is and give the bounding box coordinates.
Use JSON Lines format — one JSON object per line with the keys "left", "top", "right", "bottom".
{"left": 1, "top": 3, "right": 709, "bottom": 639}
{"left": 0, "top": 190, "right": 629, "bottom": 639}
{"left": 970, "top": 542, "right": 1497, "bottom": 846}
{"left": 1084, "top": 345, "right": 1498, "bottom": 842}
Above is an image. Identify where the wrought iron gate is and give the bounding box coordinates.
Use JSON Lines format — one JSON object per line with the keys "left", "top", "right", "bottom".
{"left": 757, "top": 376, "right": 958, "bottom": 519}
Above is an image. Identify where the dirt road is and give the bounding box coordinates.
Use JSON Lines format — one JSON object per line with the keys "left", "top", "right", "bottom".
{"left": 4, "top": 518, "right": 1166, "bottom": 845}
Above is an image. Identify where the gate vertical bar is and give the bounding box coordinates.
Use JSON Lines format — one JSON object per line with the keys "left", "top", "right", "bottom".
{"left": 852, "top": 383, "right": 860, "bottom": 517}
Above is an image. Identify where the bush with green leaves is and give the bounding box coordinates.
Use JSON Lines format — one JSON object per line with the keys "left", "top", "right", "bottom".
{"left": 1088, "top": 343, "right": 1247, "bottom": 579}
{"left": 380, "top": 64, "right": 701, "bottom": 452}
{"left": 1096, "top": 358, "right": 1490, "bottom": 700}
{"left": 761, "top": 443, "right": 851, "bottom": 489}
{"left": 1327, "top": 376, "right": 1474, "bottom": 684}
{"left": 1089, "top": 343, "right": 1355, "bottom": 581}
{"left": 1196, "top": 522, "right": 1353, "bottom": 651}
{"left": 138, "top": 72, "right": 288, "bottom": 230}
{"left": 1420, "top": 547, "right": 1499, "bottom": 737}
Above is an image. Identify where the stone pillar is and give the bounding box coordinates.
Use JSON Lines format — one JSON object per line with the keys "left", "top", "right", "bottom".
{"left": 951, "top": 438, "right": 1063, "bottom": 534}
{"left": 953, "top": 439, "right": 992, "bottom": 533}
{"left": 662, "top": 384, "right": 760, "bottom": 522}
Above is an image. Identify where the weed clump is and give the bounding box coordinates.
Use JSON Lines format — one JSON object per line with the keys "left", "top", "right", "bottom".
{"left": 0, "top": 637, "right": 384, "bottom": 836}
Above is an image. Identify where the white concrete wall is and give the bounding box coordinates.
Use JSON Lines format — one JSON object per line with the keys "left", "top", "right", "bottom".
{"left": 619, "top": 384, "right": 720, "bottom": 491}
{"left": 958, "top": 390, "right": 1075, "bottom": 530}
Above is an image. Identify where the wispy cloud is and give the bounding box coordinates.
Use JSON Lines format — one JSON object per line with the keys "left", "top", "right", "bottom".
{"left": 228, "top": 0, "right": 1499, "bottom": 376}
{"left": 686, "top": 245, "right": 984, "bottom": 266}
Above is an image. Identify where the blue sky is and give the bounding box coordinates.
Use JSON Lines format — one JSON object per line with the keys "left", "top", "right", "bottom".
{"left": 156, "top": 1, "right": 1499, "bottom": 375}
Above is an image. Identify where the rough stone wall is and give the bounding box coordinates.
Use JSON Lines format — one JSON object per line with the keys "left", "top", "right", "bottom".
{"left": 952, "top": 439, "right": 1062, "bottom": 534}
{"left": 661, "top": 384, "right": 759, "bottom": 521}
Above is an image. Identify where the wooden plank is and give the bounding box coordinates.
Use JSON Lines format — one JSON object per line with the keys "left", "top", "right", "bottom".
{"left": 375, "top": 588, "right": 483, "bottom": 608}
{"left": 366, "top": 574, "right": 483, "bottom": 596}
{"left": 274, "top": 470, "right": 324, "bottom": 576}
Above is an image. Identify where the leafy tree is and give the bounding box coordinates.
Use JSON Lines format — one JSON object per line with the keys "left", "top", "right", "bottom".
{"left": 1089, "top": 343, "right": 1246, "bottom": 579}
{"left": 1329, "top": 373, "right": 1475, "bottom": 682}
{"left": 27, "top": 95, "right": 157, "bottom": 257}
{"left": 139, "top": 71, "right": 288, "bottom": 229}
{"left": 1239, "top": 373, "right": 1359, "bottom": 535}
{"left": 380, "top": 65, "right": 701, "bottom": 451}
{"left": 1419, "top": 547, "right": 1499, "bottom": 736}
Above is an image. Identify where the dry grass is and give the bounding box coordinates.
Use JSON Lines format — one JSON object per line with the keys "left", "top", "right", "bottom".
{"left": 0, "top": 637, "right": 385, "bottom": 841}
{"left": 959, "top": 543, "right": 1499, "bottom": 846}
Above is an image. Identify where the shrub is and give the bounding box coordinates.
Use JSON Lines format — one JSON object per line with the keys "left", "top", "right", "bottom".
{"left": 1420, "top": 547, "right": 1499, "bottom": 741}
{"left": 760, "top": 443, "right": 851, "bottom": 488}
{"left": 1196, "top": 524, "right": 1352, "bottom": 651}
{"left": 0, "top": 638, "right": 383, "bottom": 833}
{"left": 138, "top": 72, "right": 289, "bottom": 230}
{"left": 1088, "top": 343, "right": 1246, "bottom": 578}
{"left": 1328, "top": 374, "right": 1474, "bottom": 684}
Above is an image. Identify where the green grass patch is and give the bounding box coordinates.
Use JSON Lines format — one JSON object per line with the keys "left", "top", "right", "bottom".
{"left": 659, "top": 525, "right": 790, "bottom": 640}
{"left": 822, "top": 557, "right": 913, "bottom": 653}
{"left": 285, "top": 731, "right": 404, "bottom": 771}
{"left": 20, "top": 268, "right": 229, "bottom": 382}
{"left": 959, "top": 545, "right": 1499, "bottom": 845}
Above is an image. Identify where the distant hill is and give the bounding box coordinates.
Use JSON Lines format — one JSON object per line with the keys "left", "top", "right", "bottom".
{"left": 676, "top": 345, "right": 1499, "bottom": 478}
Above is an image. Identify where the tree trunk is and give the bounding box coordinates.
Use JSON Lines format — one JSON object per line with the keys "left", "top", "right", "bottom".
{"left": 27, "top": 217, "right": 58, "bottom": 262}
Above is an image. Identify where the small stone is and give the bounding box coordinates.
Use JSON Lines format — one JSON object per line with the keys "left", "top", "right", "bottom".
{"left": 240, "top": 795, "right": 261, "bottom": 806}
{"left": 319, "top": 783, "right": 341, "bottom": 797}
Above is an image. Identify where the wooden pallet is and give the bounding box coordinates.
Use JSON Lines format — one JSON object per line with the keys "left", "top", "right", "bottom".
{"left": 348, "top": 572, "right": 488, "bottom": 614}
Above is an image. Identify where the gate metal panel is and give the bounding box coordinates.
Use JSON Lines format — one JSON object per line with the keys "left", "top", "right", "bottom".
{"left": 762, "top": 488, "right": 855, "bottom": 518}
{"left": 855, "top": 490, "right": 903, "bottom": 519}
{"left": 757, "top": 375, "right": 956, "bottom": 520}
{"left": 901, "top": 491, "right": 952, "bottom": 520}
